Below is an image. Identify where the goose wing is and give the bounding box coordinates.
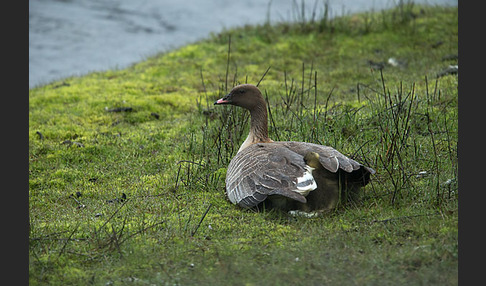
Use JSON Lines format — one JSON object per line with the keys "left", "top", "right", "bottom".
{"left": 225, "top": 143, "right": 316, "bottom": 208}
{"left": 280, "top": 141, "right": 375, "bottom": 182}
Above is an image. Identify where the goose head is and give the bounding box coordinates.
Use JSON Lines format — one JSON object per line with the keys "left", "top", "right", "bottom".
{"left": 214, "top": 84, "right": 271, "bottom": 152}
{"left": 214, "top": 84, "right": 264, "bottom": 110}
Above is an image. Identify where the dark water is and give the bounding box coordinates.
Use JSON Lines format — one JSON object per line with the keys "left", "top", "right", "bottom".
{"left": 29, "top": 0, "right": 457, "bottom": 88}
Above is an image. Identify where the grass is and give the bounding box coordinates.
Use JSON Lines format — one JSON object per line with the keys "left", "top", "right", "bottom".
{"left": 29, "top": 3, "right": 458, "bottom": 285}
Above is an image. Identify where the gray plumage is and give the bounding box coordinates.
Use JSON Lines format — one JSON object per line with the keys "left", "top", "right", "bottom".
{"left": 226, "top": 143, "right": 311, "bottom": 208}
{"left": 225, "top": 141, "right": 374, "bottom": 209}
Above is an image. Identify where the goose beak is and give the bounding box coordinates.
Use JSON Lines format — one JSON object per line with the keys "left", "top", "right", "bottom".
{"left": 214, "top": 94, "right": 231, "bottom": 105}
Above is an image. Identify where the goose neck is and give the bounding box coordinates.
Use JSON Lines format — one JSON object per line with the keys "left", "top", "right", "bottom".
{"left": 249, "top": 103, "right": 269, "bottom": 142}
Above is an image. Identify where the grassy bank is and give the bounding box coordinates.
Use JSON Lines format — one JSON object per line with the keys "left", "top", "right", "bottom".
{"left": 29, "top": 3, "right": 458, "bottom": 285}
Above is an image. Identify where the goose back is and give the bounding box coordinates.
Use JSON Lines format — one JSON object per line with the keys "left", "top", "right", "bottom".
{"left": 280, "top": 141, "right": 375, "bottom": 178}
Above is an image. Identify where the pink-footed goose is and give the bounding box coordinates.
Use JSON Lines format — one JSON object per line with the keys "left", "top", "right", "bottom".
{"left": 214, "top": 84, "right": 375, "bottom": 213}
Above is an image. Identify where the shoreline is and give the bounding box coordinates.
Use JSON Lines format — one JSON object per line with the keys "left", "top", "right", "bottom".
{"left": 29, "top": 0, "right": 457, "bottom": 88}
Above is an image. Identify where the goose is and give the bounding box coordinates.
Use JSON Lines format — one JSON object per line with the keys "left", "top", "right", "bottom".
{"left": 214, "top": 84, "right": 375, "bottom": 213}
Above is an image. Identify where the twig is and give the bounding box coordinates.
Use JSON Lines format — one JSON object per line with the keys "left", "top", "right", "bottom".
{"left": 96, "top": 199, "right": 130, "bottom": 235}
{"left": 300, "top": 62, "right": 305, "bottom": 115}
{"left": 400, "top": 82, "right": 415, "bottom": 148}
{"left": 257, "top": 66, "right": 271, "bottom": 87}
{"left": 69, "top": 192, "right": 86, "bottom": 208}
{"left": 313, "top": 71, "right": 317, "bottom": 123}
{"left": 225, "top": 35, "right": 232, "bottom": 92}
{"left": 120, "top": 220, "right": 166, "bottom": 245}
{"left": 58, "top": 223, "right": 79, "bottom": 258}
{"left": 191, "top": 203, "right": 212, "bottom": 237}
{"left": 174, "top": 163, "right": 182, "bottom": 190}
{"left": 36, "top": 131, "right": 44, "bottom": 140}
{"left": 425, "top": 76, "right": 441, "bottom": 203}
{"left": 200, "top": 68, "right": 208, "bottom": 110}
{"left": 323, "top": 86, "right": 334, "bottom": 121}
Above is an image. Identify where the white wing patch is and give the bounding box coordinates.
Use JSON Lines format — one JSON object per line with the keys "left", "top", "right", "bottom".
{"left": 294, "top": 165, "right": 317, "bottom": 196}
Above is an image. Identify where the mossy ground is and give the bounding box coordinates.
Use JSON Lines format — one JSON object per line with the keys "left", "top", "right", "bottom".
{"left": 29, "top": 4, "right": 458, "bottom": 285}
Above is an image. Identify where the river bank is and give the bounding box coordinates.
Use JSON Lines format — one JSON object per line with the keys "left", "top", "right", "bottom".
{"left": 29, "top": 0, "right": 457, "bottom": 88}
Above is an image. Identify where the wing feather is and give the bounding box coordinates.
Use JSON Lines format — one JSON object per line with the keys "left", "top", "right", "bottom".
{"left": 225, "top": 143, "right": 313, "bottom": 208}
{"left": 279, "top": 141, "right": 372, "bottom": 174}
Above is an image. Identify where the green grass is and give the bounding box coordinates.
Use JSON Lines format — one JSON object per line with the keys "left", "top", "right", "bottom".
{"left": 29, "top": 3, "right": 458, "bottom": 285}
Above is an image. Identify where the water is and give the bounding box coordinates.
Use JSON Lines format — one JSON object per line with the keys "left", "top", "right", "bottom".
{"left": 29, "top": 0, "right": 457, "bottom": 88}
